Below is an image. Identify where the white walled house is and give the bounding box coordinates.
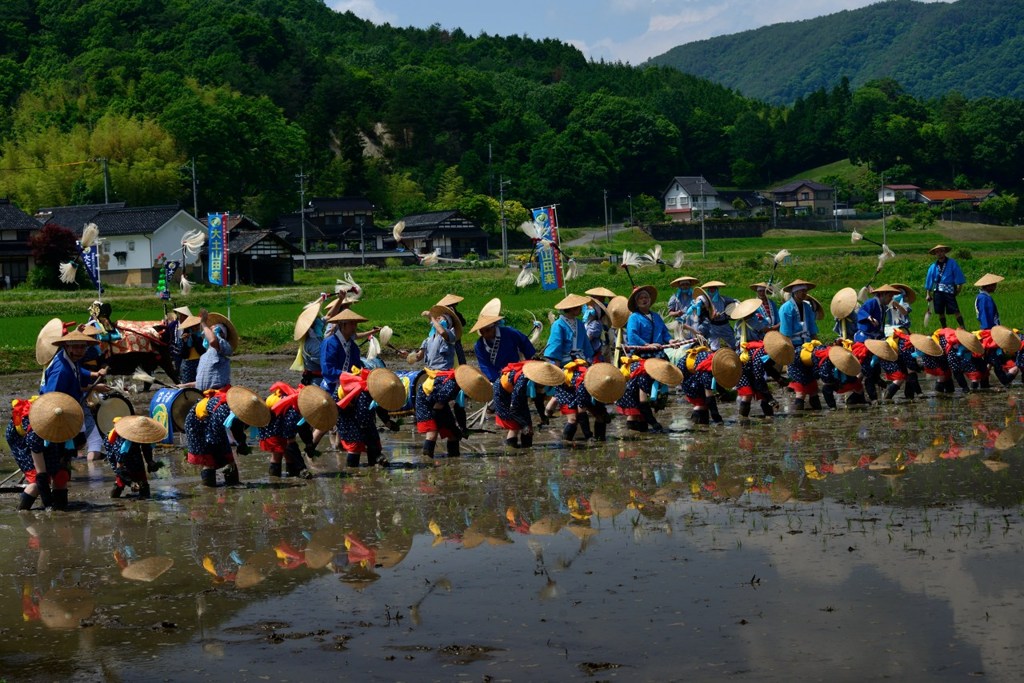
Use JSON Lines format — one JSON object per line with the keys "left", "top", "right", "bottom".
{"left": 37, "top": 203, "right": 204, "bottom": 286}
{"left": 663, "top": 176, "right": 724, "bottom": 222}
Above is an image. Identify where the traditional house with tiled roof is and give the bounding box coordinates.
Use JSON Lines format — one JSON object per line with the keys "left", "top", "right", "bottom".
{"left": 916, "top": 190, "right": 976, "bottom": 205}
{"left": 277, "top": 197, "right": 382, "bottom": 253}
{"left": 0, "top": 199, "right": 42, "bottom": 288}
{"left": 228, "top": 229, "right": 301, "bottom": 285}
{"left": 392, "top": 210, "right": 488, "bottom": 258}
{"left": 36, "top": 203, "right": 205, "bottom": 286}
{"left": 767, "top": 180, "right": 835, "bottom": 216}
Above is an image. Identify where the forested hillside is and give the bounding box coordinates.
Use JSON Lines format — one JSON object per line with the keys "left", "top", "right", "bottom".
{"left": 649, "top": 0, "right": 1024, "bottom": 105}
{"left": 0, "top": 0, "right": 1022, "bottom": 227}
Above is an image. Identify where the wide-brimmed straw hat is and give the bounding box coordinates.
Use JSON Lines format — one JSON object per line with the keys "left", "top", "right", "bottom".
{"left": 975, "top": 273, "right": 1004, "bottom": 288}
{"left": 226, "top": 386, "right": 272, "bottom": 428}
{"left": 436, "top": 293, "right": 464, "bottom": 308}
{"left": 729, "top": 298, "right": 763, "bottom": 321}
{"left": 910, "top": 333, "right": 943, "bottom": 357}
{"left": 367, "top": 368, "right": 409, "bottom": 411}
{"left": 36, "top": 318, "right": 64, "bottom": 365}
{"left": 783, "top": 279, "right": 816, "bottom": 293}
{"left": 180, "top": 314, "right": 201, "bottom": 329}
{"left": 749, "top": 282, "right": 770, "bottom": 292}
{"left": 763, "top": 331, "right": 795, "bottom": 365}
{"left": 121, "top": 556, "right": 174, "bottom": 582}
{"left": 293, "top": 302, "right": 322, "bottom": 341}
{"left": 428, "top": 304, "right": 463, "bottom": 339}
{"left": 994, "top": 424, "right": 1024, "bottom": 451}
{"left": 711, "top": 348, "right": 743, "bottom": 389}
{"left": 669, "top": 276, "right": 698, "bottom": 289}
{"left": 470, "top": 314, "right": 503, "bottom": 334}
{"left": 454, "top": 365, "right": 492, "bottom": 402}
{"left": 606, "top": 296, "right": 630, "bottom": 328}
{"left": 113, "top": 415, "right": 167, "bottom": 444}
{"left": 585, "top": 286, "right": 617, "bottom": 298}
{"left": 29, "top": 392, "right": 84, "bottom": 443}
{"left": 644, "top": 358, "right": 683, "bottom": 386}
{"left": 830, "top": 288, "right": 859, "bottom": 319}
{"left": 928, "top": 244, "right": 952, "bottom": 255}
{"left": 52, "top": 330, "right": 97, "bottom": 346}
{"left": 627, "top": 285, "right": 658, "bottom": 312}
{"left": 889, "top": 283, "right": 917, "bottom": 304}
{"left": 864, "top": 338, "right": 897, "bottom": 361}
{"left": 583, "top": 362, "right": 626, "bottom": 403}
{"left": 522, "top": 361, "right": 565, "bottom": 387}
{"left": 805, "top": 295, "right": 825, "bottom": 321}
{"left": 480, "top": 298, "right": 502, "bottom": 317}
{"left": 991, "top": 325, "right": 1022, "bottom": 356}
{"left": 554, "top": 293, "right": 592, "bottom": 311}
{"left": 955, "top": 328, "right": 984, "bottom": 356}
{"left": 828, "top": 345, "right": 862, "bottom": 377}
{"left": 207, "top": 313, "right": 239, "bottom": 351}
{"left": 871, "top": 284, "right": 901, "bottom": 296}
{"left": 172, "top": 306, "right": 193, "bottom": 317}
{"left": 298, "top": 385, "right": 339, "bottom": 431}
{"left": 327, "top": 308, "right": 368, "bottom": 324}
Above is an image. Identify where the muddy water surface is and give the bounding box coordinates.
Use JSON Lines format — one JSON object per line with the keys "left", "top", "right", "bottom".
{"left": 3, "top": 358, "right": 1024, "bottom": 680}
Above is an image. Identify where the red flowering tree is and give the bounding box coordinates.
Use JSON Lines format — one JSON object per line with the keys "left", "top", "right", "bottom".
{"left": 28, "top": 224, "right": 79, "bottom": 289}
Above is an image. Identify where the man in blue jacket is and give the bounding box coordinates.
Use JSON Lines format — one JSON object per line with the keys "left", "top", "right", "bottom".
{"left": 924, "top": 244, "right": 966, "bottom": 329}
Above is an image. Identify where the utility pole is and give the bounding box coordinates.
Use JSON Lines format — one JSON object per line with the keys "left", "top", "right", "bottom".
{"left": 95, "top": 157, "right": 110, "bottom": 203}
{"left": 604, "top": 189, "right": 609, "bottom": 242}
{"left": 296, "top": 168, "right": 308, "bottom": 269}
{"left": 880, "top": 172, "right": 887, "bottom": 245}
{"left": 358, "top": 215, "right": 365, "bottom": 266}
{"left": 499, "top": 176, "right": 511, "bottom": 266}
{"left": 699, "top": 177, "right": 706, "bottom": 258}
{"left": 628, "top": 193, "right": 633, "bottom": 227}
{"left": 189, "top": 157, "right": 198, "bottom": 217}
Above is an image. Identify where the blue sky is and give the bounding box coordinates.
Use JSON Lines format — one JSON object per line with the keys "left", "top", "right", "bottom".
{"left": 329, "top": 0, "right": 954, "bottom": 65}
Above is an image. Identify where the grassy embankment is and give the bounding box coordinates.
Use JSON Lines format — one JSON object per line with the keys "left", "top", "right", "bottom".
{"left": 1, "top": 221, "right": 1022, "bottom": 374}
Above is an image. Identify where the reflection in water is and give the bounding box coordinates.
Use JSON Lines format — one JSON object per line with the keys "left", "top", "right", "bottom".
{"left": 2, "top": 391, "right": 1024, "bottom": 678}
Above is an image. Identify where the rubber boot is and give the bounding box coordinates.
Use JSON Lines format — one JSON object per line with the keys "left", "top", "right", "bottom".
{"left": 707, "top": 397, "right": 723, "bottom": 424}
{"left": 137, "top": 483, "right": 151, "bottom": 500}
{"left": 847, "top": 392, "right": 867, "bottom": 405}
{"left": 367, "top": 446, "right": 384, "bottom": 467}
{"left": 446, "top": 439, "right": 461, "bottom": 458}
{"left": 627, "top": 420, "right": 648, "bottom": 432}
{"left": 954, "top": 373, "right": 970, "bottom": 393}
{"left": 593, "top": 420, "right": 607, "bottom": 442}
{"left": 51, "top": 489, "right": 68, "bottom": 511}
{"left": 18, "top": 493, "right": 37, "bottom": 510}
{"left": 285, "top": 443, "right": 311, "bottom": 479}
{"left": 577, "top": 414, "right": 593, "bottom": 439}
{"left": 738, "top": 401, "right": 751, "bottom": 418}
{"left": 822, "top": 386, "right": 837, "bottom": 410}
{"left": 808, "top": 395, "right": 822, "bottom": 411}
{"left": 759, "top": 399, "right": 775, "bottom": 417}
{"left": 200, "top": 468, "right": 217, "bottom": 487}
{"left": 268, "top": 461, "right": 283, "bottom": 477}
{"left": 994, "top": 363, "right": 1011, "bottom": 387}
{"left": 222, "top": 466, "right": 240, "bottom": 486}
{"left": 520, "top": 433, "right": 534, "bottom": 448}
{"left": 908, "top": 374, "right": 923, "bottom": 397}
{"left": 693, "top": 409, "right": 710, "bottom": 425}
{"left": 884, "top": 382, "right": 900, "bottom": 400}
{"left": 794, "top": 398, "right": 805, "bottom": 411}
{"left": 346, "top": 453, "right": 360, "bottom": 468}
{"left": 535, "top": 395, "right": 550, "bottom": 425}
{"left": 864, "top": 374, "right": 878, "bottom": 402}
{"left": 433, "top": 406, "right": 460, "bottom": 439}
{"left": 453, "top": 404, "right": 468, "bottom": 436}
{"left": 36, "top": 473, "right": 53, "bottom": 509}
{"left": 505, "top": 436, "right": 520, "bottom": 448}
{"left": 423, "top": 439, "right": 437, "bottom": 459}
{"left": 638, "top": 404, "right": 664, "bottom": 432}
{"left": 562, "top": 422, "right": 578, "bottom": 443}
{"left": 111, "top": 483, "right": 125, "bottom": 498}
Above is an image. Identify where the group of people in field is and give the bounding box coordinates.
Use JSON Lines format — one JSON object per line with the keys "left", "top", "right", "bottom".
{"left": 6, "top": 242, "right": 1021, "bottom": 511}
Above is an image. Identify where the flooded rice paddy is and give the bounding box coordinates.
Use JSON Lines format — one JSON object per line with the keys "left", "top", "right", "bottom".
{"left": 4, "top": 357, "right": 1024, "bottom": 680}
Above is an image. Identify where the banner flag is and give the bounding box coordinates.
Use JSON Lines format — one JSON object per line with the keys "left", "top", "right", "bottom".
{"left": 78, "top": 243, "right": 100, "bottom": 289}
{"left": 532, "top": 206, "right": 563, "bottom": 291}
{"left": 207, "top": 213, "right": 228, "bottom": 286}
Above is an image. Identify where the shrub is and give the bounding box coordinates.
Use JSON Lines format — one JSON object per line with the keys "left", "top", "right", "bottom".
{"left": 956, "top": 248, "right": 972, "bottom": 261}
{"left": 887, "top": 217, "right": 910, "bottom": 232}
{"left": 384, "top": 257, "right": 404, "bottom": 269}
{"left": 607, "top": 263, "right": 617, "bottom": 276}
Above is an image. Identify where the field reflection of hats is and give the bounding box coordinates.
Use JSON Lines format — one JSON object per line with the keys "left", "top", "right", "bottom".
{"left": 529, "top": 514, "right": 570, "bottom": 536}
{"left": 121, "top": 555, "right": 174, "bottom": 582}
{"left": 583, "top": 362, "right": 626, "bottom": 403}
{"left": 994, "top": 424, "right": 1024, "bottom": 451}
{"left": 462, "top": 512, "right": 512, "bottom": 548}
{"left": 298, "top": 385, "right": 340, "bottom": 432}
{"left": 454, "top": 365, "right": 492, "bottom": 402}
{"left": 304, "top": 524, "right": 347, "bottom": 570}
{"left": 588, "top": 490, "right": 627, "bottom": 519}
{"left": 226, "top": 386, "right": 272, "bottom": 428}
{"left": 376, "top": 529, "right": 414, "bottom": 569}
{"left": 235, "top": 548, "right": 279, "bottom": 589}
{"left": 339, "top": 563, "right": 380, "bottom": 590}
{"left": 39, "top": 587, "right": 95, "bottom": 629}
{"left": 29, "top": 392, "right": 84, "bottom": 443}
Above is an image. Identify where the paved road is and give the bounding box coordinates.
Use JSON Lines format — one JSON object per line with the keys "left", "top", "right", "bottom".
{"left": 565, "top": 223, "right": 632, "bottom": 246}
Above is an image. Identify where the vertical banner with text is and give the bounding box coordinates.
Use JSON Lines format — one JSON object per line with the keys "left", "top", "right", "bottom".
{"left": 207, "top": 213, "right": 228, "bottom": 286}
{"left": 532, "top": 206, "right": 563, "bottom": 291}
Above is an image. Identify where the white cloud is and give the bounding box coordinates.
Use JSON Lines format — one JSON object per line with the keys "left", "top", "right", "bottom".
{"left": 328, "top": 0, "right": 397, "bottom": 25}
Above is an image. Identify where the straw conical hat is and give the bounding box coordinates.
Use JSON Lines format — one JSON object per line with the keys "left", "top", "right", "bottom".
{"left": 121, "top": 556, "right": 174, "bottom": 582}
{"left": 644, "top": 358, "right": 683, "bottom": 386}
{"left": 994, "top": 425, "right": 1024, "bottom": 451}
{"left": 327, "top": 308, "right": 368, "bottom": 324}
{"left": 428, "top": 305, "right": 463, "bottom": 339}
{"left": 762, "top": 331, "right": 795, "bottom": 365}
{"left": 436, "top": 293, "right": 464, "bottom": 308}
{"left": 52, "top": 330, "right": 96, "bottom": 346}
{"left": 749, "top": 282, "right": 769, "bottom": 292}
{"left": 522, "top": 361, "right": 566, "bottom": 387}
{"left": 910, "top": 333, "right": 943, "bottom": 357}
{"left": 830, "top": 288, "right": 859, "bottom": 319}
{"left": 298, "top": 385, "right": 339, "bottom": 432}
{"left": 806, "top": 295, "right": 825, "bottom": 321}
{"left": 180, "top": 314, "right": 201, "bottom": 329}
{"left": 929, "top": 244, "right": 952, "bottom": 255}
{"left": 729, "top": 298, "right": 762, "bottom": 321}
{"left": 606, "top": 296, "right": 630, "bottom": 328}
{"left": 367, "top": 368, "right": 408, "bottom": 411}
{"left": 234, "top": 563, "right": 267, "bottom": 589}
{"left": 975, "top": 273, "right": 1004, "bottom": 288}
{"left": 293, "top": 302, "right": 322, "bottom": 341}
{"left": 864, "top": 338, "right": 897, "bottom": 362}
{"left": 991, "top": 326, "right": 1022, "bottom": 355}
{"left": 113, "top": 415, "right": 167, "bottom": 444}
{"left": 555, "top": 293, "right": 592, "bottom": 311}
{"left": 870, "top": 284, "right": 901, "bottom": 296}
{"left": 39, "top": 587, "right": 94, "bottom": 629}
{"left": 226, "top": 386, "right": 272, "bottom": 428}
{"left": 889, "top": 283, "right": 917, "bottom": 304}
{"left": 711, "top": 348, "right": 743, "bottom": 389}
{"left": 955, "top": 328, "right": 984, "bottom": 356}
{"left": 982, "top": 459, "right": 1010, "bottom": 472}
{"left": 585, "top": 286, "right": 617, "bottom": 298}
{"left": 470, "top": 315, "right": 503, "bottom": 334}
{"left": 669, "top": 276, "right": 697, "bottom": 288}
{"left": 206, "top": 313, "right": 239, "bottom": 351}
{"left": 36, "top": 318, "right": 65, "bottom": 365}
{"left": 783, "top": 279, "right": 816, "bottom": 293}
{"left": 583, "top": 362, "right": 626, "bottom": 403}
{"left": 172, "top": 305, "right": 193, "bottom": 317}
{"left": 701, "top": 280, "right": 726, "bottom": 289}
{"left": 828, "top": 345, "right": 861, "bottom": 377}
{"left": 454, "top": 365, "right": 492, "bottom": 402}
{"left": 529, "top": 515, "right": 569, "bottom": 536}
{"left": 480, "top": 297, "right": 502, "bottom": 317}
{"left": 29, "top": 392, "right": 84, "bottom": 443}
